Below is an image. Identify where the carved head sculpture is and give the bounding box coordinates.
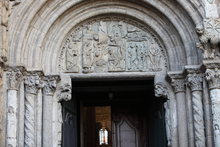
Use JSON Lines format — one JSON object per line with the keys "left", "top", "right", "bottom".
{"left": 196, "top": 25, "right": 204, "bottom": 35}
{"left": 58, "top": 83, "right": 72, "bottom": 102}
{"left": 154, "top": 82, "right": 168, "bottom": 99}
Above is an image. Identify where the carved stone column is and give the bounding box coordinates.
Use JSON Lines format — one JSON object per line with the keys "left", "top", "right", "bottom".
{"left": 24, "top": 73, "right": 43, "bottom": 147}
{"left": 6, "top": 67, "right": 23, "bottom": 147}
{"left": 205, "top": 65, "right": 220, "bottom": 147}
{"left": 186, "top": 66, "right": 206, "bottom": 147}
{"left": 168, "top": 72, "right": 188, "bottom": 147}
{"left": 42, "top": 75, "right": 59, "bottom": 147}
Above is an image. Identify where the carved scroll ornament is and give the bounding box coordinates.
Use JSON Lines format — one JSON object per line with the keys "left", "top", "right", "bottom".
{"left": 59, "top": 17, "right": 167, "bottom": 73}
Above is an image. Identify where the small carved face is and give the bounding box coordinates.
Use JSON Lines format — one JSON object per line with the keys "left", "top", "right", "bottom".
{"left": 196, "top": 26, "right": 204, "bottom": 35}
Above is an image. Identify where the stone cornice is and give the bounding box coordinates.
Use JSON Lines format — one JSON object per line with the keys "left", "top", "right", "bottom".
{"left": 42, "top": 75, "right": 60, "bottom": 96}
{"left": 167, "top": 71, "right": 186, "bottom": 93}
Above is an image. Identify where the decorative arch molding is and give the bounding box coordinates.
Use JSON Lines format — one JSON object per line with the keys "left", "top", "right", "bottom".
{"left": 8, "top": 0, "right": 203, "bottom": 74}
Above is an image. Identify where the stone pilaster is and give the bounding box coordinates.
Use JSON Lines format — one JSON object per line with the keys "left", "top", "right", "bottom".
{"left": 24, "top": 72, "right": 43, "bottom": 147}
{"left": 186, "top": 66, "right": 206, "bottom": 147}
{"left": 6, "top": 67, "right": 24, "bottom": 147}
{"left": 168, "top": 72, "right": 188, "bottom": 147}
{"left": 42, "top": 75, "right": 60, "bottom": 147}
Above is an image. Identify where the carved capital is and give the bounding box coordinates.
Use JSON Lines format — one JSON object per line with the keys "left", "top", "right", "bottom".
{"left": 57, "top": 83, "right": 71, "bottom": 102}
{"left": 24, "top": 73, "right": 43, "bottom": 95}
{"left": 168, "top": 72, "right": 186, "bottom": 93}
{"left": 205, "top": 67, "right": 220, "bottom": 89}
{"left": 7, "top": 67, "right": 24, "bottom": 90}
{"left": 185, "top": 65, "right": 204, "bottom": 91}
{"left": 43, "top": 76, "right": 60, "bottom": 96}
{"left": 187, "top": 73, "right": 203, "bottom": 91}
{"left": 154, "top": 82, "right": 168, "bottom": 98}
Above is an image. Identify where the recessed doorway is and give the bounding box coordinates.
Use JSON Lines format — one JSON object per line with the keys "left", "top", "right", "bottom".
{"left": 62, "top": 79, "right": 167, "bottom": 147}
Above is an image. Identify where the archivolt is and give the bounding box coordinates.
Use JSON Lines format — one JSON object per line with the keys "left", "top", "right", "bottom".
{"left": 9, "top": 0, "right": 203, "bottom": 74}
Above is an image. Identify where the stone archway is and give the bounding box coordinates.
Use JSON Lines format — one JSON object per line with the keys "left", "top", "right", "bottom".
{"left": 2, "top": 1, "right": 219, "bottom": 147}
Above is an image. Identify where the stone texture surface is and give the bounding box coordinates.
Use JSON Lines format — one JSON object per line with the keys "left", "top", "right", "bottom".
{"left": 0, "top": 0, "right": 219, "bottom": 147}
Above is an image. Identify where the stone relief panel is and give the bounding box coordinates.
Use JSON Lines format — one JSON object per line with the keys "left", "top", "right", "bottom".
{"left": 59, "top": 17, "right": 167, "bottom": 73}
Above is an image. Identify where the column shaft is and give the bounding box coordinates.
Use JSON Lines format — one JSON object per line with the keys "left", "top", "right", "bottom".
{"left": 43, "top": 95, "right": 53, "bottom": 147}
{"left": 176, "top": 91, "right": 188, "bottom": 147}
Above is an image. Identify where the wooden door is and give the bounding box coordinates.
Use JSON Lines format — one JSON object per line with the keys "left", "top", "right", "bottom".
{"left": 112, "top": 103, "right": 148, "bottom": 147}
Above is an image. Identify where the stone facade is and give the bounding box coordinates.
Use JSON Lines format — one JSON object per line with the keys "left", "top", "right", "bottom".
{"left": 0, "top": 0, "right": 219, "bottom": 147}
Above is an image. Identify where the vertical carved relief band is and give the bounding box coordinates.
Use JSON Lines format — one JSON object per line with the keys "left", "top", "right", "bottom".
{"left": 24, "top": 74, "right": 42, "bottom": 147}
{"left": 59, "top": 17, "right": 167, "bottom": 73}
{"left": 205, "top": 67, "right": 220, "bottom": 147}
{"left": 187, "top": 72, "right": 206, "bottom": 147}
{"left": 6, "top": 67, "right": 23, "bottom": 147}
{"left": 168, "top": 73, "right": 188, "bottom": 147}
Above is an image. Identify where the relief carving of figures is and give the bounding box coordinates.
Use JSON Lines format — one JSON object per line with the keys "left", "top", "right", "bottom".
{"left": 147, "top": 40, "right": 163, "bottom": 71}
{"left": 108, "top": 21, "right": 126, "bottom": 71}
{"left": 82, "top": 25, "right": 95, "bottom": 73}
{"left": 126, "top": 42, "right": 147, "bottom": 71}
{"left": 93, "top": 21, "right": 108, "bottom": 72}
{"left": 66, "top": 41, "right": 81, "bottom": 72}
{"left": 60, "top": 17, "right": 166, "bottom": 73}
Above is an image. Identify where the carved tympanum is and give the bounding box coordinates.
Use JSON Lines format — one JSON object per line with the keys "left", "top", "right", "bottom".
{"left": 59, "top": 16, "right": 166, "bottom": 73}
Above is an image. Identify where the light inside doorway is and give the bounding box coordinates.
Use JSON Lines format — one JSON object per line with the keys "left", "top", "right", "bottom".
{"left": 83, "top": 106, "right": 111, "bottom": 146}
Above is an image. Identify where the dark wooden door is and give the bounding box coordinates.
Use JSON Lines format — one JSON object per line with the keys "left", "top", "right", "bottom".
{"left": 112, "top": 103, "right": 148, "bottom": 147}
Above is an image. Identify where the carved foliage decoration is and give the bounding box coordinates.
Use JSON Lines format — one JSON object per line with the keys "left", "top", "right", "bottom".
{"left": 187, "top": 73, "right": 203, "bottom": 91}
{"left": 43, "top": 76, "right": 60, "bottom": 96}
{"left": 7, "top": 67, "right": 23, "bottom": 90}
{"left": 205, "top": 68, "right": 220, "bottom": 89}
{"left": 59, "top": 17, "right": 167, "bottom": 73}
{"left": 24, "top": 74, "right": 43, "bottom": 94}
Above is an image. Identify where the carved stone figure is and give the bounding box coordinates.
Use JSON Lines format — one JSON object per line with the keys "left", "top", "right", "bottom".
{"left": 147, "top": 40, "right": 162, "bottom": 71}
{"left": 66, "top": 42, "right": 80, "bottom": 72}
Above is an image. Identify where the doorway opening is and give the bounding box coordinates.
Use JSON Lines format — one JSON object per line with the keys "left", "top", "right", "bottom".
{"left": 62, "top": 79, "right": 167, "bottom": 147}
